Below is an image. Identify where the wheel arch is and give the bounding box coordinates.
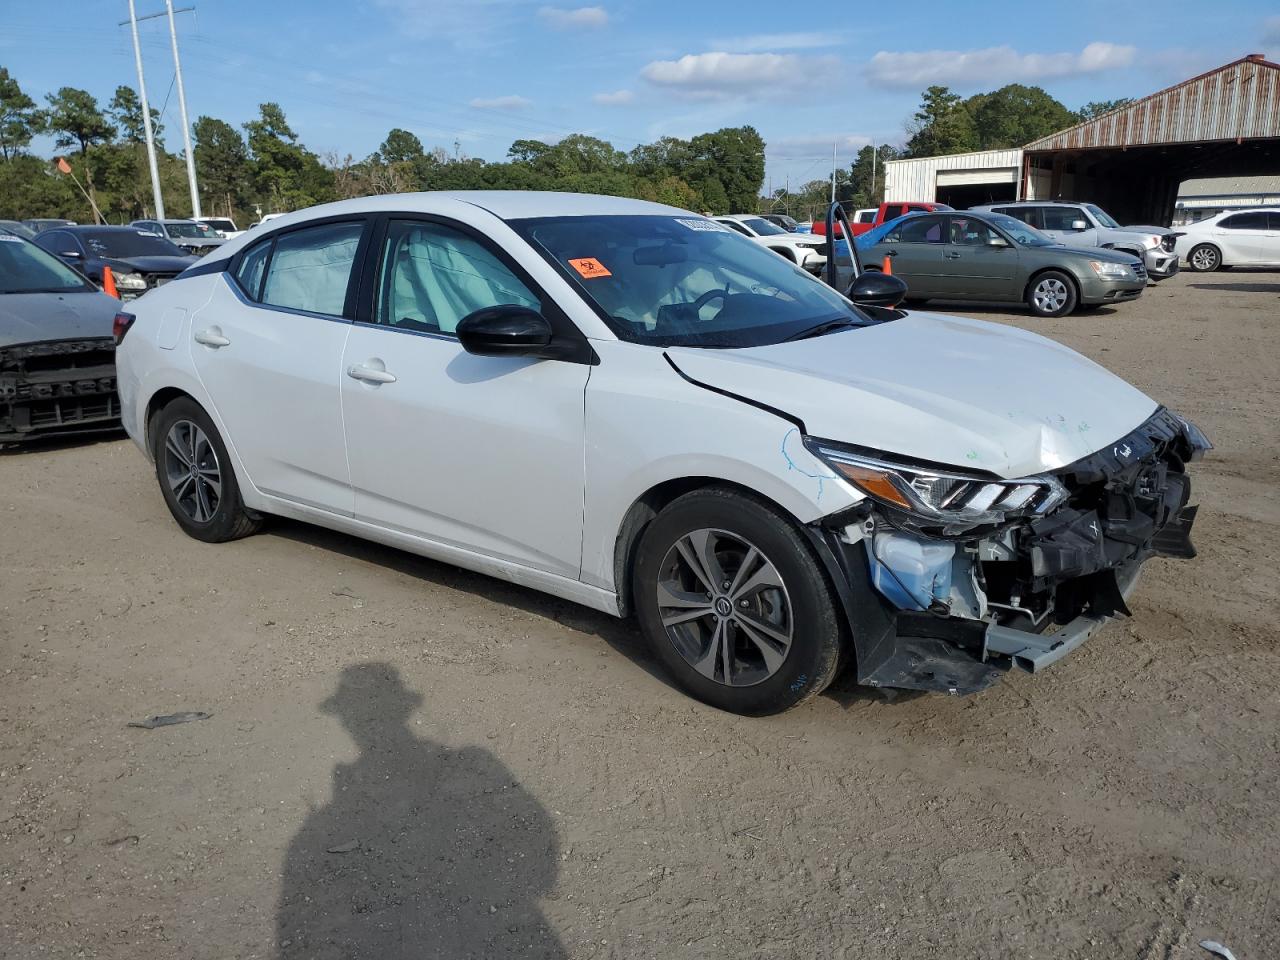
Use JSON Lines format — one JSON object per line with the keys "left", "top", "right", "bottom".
{"left": 1023, "top": 265, "right": 1080, "bottom": 303}
{"left": 767, "top": 245, "right": 797, "bottom": 263}
{"left": 144, "top": 386, "right": 199, "bottom": 454}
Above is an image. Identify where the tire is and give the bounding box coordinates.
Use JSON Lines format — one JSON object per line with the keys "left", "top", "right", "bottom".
{"left": 1187, "top": 243, "right": 1221, "bottom": 272}
{"left": 150, "top": 397, "right": 261, "bottom": 543}
{"left": 632, "top": 487, "right": 844, "bottom": 715}
{"left": 1026, "top": 270, "right": 1078, "bottom": 318}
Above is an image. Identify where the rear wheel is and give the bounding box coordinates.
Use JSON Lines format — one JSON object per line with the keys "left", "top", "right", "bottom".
{"left": 1027, "top": 270, "right": 1078, "bottom": 317}
{"left": 1188, "top": 243, "right": 1221, "bottom": 272}
{"left": 150, "top": 397, "right": 261, "bottom": 543}
{"left": 633, "top": 488, "right": 844, "bottom": 715}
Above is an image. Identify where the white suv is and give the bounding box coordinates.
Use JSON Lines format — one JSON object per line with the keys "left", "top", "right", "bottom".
{"left": 713, "top": 214, "right": 829, "bottom": 273}
{"left": 114, "top": 191, "right": 1208, "bottom": 714}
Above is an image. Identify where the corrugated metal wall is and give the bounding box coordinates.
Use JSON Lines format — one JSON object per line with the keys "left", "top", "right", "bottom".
{"left": 1025, "top": 56, "right": 1280, "bottom": 151}
{"left": 883, "top": 148, "right": 1023, "bottom": 201}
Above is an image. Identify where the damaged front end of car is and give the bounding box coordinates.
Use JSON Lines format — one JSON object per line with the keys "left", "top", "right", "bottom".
{"left": 801, "top": 408, "right": 1210, "bottom": 695}
{"left": 0, "top": 338, "right": 119, "bottom": 443}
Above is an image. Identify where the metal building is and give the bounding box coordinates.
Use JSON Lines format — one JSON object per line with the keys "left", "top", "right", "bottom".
{"left": 884, "top": 54, "right": 1280, "bottom": 225}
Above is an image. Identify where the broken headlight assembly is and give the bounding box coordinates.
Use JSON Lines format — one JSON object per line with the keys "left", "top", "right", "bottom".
{"left": 804, "top": 438, "right": 1069, "bottom": 535}
{"left": 115, "top": 272, "right": 148, "bottom": 292}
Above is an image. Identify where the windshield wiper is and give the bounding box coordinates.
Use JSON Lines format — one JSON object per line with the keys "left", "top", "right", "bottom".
{"left": 783, "top": 318, "right": 863, "bottom": 342}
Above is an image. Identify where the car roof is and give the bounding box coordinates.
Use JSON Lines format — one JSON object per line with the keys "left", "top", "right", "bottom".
{"left": 975, "top": 201, "right": 1085, "bottom": 207}
{"left": 61, "top": 224, "right": 154, "bottom": 233}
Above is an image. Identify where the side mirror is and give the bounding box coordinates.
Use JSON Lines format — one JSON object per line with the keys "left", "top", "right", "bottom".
{"left": 456, "top": 304, "right": 554, "bottom": 358}
{"left": 1070, "top": 219, "right": 1088, "bottom": 231}
{"left": 846, "top": 270, "right": 908, "bottom": 309}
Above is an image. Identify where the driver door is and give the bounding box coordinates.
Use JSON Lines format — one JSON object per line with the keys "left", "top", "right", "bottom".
{"left": 340, "top": 216, "right": 591, "bottom": 578}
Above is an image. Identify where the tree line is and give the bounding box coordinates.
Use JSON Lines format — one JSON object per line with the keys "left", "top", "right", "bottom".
{"left": 2, "top": 62, "right": 1130, "bottom": 227}
{"left": 0, "top": 65, "right": 765, "bottom": 225}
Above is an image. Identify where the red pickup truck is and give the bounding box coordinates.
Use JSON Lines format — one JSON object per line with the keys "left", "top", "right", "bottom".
{"left": 813, "top": 201, "right": 953, "bottom": 237}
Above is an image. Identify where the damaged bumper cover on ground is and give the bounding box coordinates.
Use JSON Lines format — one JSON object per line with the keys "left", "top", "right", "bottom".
{"left": 805, "top": 408, "right": 1208, "bottom": 696}
{"left": 0, "top": 338, "right": 119, "bottom": 443}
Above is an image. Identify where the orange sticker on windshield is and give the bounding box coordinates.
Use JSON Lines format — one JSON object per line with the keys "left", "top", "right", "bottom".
{"left": 568, "top": 257, "right": 611, "bottom": 279}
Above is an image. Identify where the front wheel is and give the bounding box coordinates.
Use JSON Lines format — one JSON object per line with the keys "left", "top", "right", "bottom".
{"left": 150, "top": 397, "right": 261, "bottom": 543}
{"left": 633, "top": 488, "right": 844, "bottom": 715}
{"left": 1027, "top": 270, "right": 1078, "bottom": 317}
{"left": 1187, "top": 243, "right": 1221, "bottom": 272}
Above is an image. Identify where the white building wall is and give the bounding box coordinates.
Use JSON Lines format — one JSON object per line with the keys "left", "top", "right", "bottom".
{"left": 884, "top": 148, "right": 1024, "bottom": 201}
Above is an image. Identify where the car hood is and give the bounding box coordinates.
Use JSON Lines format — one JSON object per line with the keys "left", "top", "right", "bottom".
{"left": 666, "top": 311, "right": 1158, "bottom": 480}
{"left": 1052, "top": 244, "right": 1142, "bottom": 265}
{"left": 104, "top": 254, "right": 197, "bottom": 273}
{"left": 0, "top": 291, "right": 120, "bottom": 348}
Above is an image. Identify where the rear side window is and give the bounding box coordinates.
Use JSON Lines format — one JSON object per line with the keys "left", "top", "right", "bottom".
{"left": 260, "top": 222, "right": 363, "bottom": 317}
{"left": 234, "top": 239, "right": 272, "bottom": 300}
{"left": 1220, "top": 212, "right": 1267, "bottom": 229}
{"left": 882, "top": 204, "right": 906, "bottom": 221}
{"left": 896, "top": 216, "right": 945, "bottom": 243}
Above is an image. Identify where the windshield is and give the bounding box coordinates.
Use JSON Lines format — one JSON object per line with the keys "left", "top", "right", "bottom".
{"left": 741, "top": 217, "right": 788, "bottom": 236}
{"left": 986, "top": 214, "right": 1056, "bottom": 247}
{"left": 0, "top": 236, "right": 91, "bottom": 294}
{"left": 1084, "top": 204, "right": 1119, "bottom": 228}
{"left": 82, "top": 229, "right": 186, "bottom": 258}
{"left": 164, "top": 221, "right": 219, "bottom": 239}
{"left": 513, "top": 214, "right": 869, "bottom": 348}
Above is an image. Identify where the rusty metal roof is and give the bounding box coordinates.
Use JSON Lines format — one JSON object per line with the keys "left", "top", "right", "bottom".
{"left": 1025, "top": 55, "right": 1280, "bottom": 151}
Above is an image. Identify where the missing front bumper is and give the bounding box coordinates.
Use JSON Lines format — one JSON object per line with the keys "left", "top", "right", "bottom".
{"left": 0, "top": 338, "right": 120, "bottom": 443}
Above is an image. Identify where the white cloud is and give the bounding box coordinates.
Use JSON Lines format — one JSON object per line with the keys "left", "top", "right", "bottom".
{"left": 1264, "top": 16, "right": 1280, "bottom": 45}
{"left": 469, "top": 95, "right": 533, "bottom": 109}
{"left": 592, "top": 89, "right": 634, "bottom": 106}
{"left": 641, "top": 51, "right": 835, "bottom": 99}
{"left": 711, "top": 31, "right": 842, "bottom": 53}
{"left": 766, "top": 134, "right": 872, "bottom": 160}
{"left": 866, "top": 41, "right": 1136, "bottom": 90}
{"left": 537, "top": 5, "right": 609, "bottom": 28}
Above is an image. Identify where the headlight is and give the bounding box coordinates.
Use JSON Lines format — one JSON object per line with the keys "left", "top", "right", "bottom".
{"left": 805, "top": 438, "right": 1069, "bottom": 535}
{"left": 1172, "top": 412, "right": 1212, "bottom": 462}
{"left": 1089, "top": 260, "right": 1134, "bottom": 279}
{"left": 114, "top": 272, "right": 147, "bottom": 290}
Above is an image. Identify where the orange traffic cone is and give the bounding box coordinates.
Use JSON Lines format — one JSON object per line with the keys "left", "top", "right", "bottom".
{"left": 101, "top": 265, "right": 120, "bottom": 299}
{"left": 882, "top": 255, "right": 893, "bottom": 276}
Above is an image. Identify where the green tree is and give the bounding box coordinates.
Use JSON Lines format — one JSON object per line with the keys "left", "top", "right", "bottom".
{"left": 687, "top": 126, "right": 765, "bottom": 213}
{"left": 44, "top": 87, "right": 114, "bottom": 157}
{"left": 1078, "top": 98, "right": 1133, "bottom": 121}
{"left": 965, "top": 84, "right": 1076, "bottom": 149}
{"left": 244, "top": 102, "right": 333, "bottom": 211}
{"left": 108, "top": 85, "right": 163, "bottom": 146}
{"left": 194, "top": 116, "right": 251, "bottom": 219}
{"left": 0, "top": 67, "right": 45, "bottom": 160}
{"left": 844, "top": 143, "right": 900, "bottom": 207}
{"left": 378, "top": 127, "right": 424, "bottom": 164}
{"left": 905, "top": 85, "right": 978, "bottom": 157}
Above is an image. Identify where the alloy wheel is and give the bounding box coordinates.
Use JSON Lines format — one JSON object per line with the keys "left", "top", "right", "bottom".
{"left": 1033, "top": 277, "right": 1068, "bottom": 313}
{"left": 655, "top": 528, "right": 793, "bottom": 687}
{"left": 1190, "top": 246, "right": 1219, "bottom": 271}
{"left": 163, "top": 419, "right": 222, "bottom": 523}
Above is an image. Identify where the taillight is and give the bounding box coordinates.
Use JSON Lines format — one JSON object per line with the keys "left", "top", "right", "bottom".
{"left": 113, "top": 311, "right": 136, "bottom": 345}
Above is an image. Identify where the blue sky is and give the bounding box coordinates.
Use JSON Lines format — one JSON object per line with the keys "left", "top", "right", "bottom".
{"left": 5, "top": 0, "right": 1279, "bottom": 189}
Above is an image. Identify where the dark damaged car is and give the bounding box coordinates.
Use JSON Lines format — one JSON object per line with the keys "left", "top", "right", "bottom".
{"left": 0, "top": 234, "right": 122, "bottom": 444}
{"left": 34, "top": 226, "right": 196, "bottom": 300}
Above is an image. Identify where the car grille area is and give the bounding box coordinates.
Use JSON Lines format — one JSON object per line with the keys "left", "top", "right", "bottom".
{"left": 0, "top": 338, "right": 119, "bottom": 442}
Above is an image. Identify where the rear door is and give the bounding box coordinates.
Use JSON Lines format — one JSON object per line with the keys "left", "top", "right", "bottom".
{"left": 937, "top": 215, "right": 1019, "bottom": 299}
{"left": 189, "top": 218, "right": 368, "bottom": 515}
{"left": 339, "top": 215, "right": 590, "bottom": 577}
{"left": 876, "top": 215, "right": 948, "bottom": 295}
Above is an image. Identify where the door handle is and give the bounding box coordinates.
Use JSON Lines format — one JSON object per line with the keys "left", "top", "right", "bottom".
{"left": 944, "top": 251, "right": 961, "bottom": 259}
{"left": 347, "top": 363, "right": 397, "bottom": 385}
{"left": 194, "top": 328, "right": 230, "bottom": 347}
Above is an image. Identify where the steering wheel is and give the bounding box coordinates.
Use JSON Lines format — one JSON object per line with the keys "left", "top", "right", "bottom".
{"left": 692, "top": 288, "right": 728, "bottom": 313}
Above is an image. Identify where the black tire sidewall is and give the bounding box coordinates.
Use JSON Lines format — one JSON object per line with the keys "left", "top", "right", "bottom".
{"left": 1188, "top": 244, "right": 1220, "bottom": 272}
{"left": 150, "top": 398, "right": 251, "bottom": 542}
{"left": 1027, "top": 270, "right": 1078, "bottom": 317}
{"left": 633, "top": 489, "right": 843, "bottom": 715}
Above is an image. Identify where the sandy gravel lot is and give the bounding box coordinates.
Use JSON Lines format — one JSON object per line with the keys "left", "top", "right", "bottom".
{"left": 2, "top": 270, "right": 1277, "bottom": 959}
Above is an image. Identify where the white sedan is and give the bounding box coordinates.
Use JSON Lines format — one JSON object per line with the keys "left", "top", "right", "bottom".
{"left": 114, "top": 191, "right": 1208, "bottom": 714}
{"left": 713, "top": 214, "right": 829, "bottom": 272}
{"left": 1176, "top": 207, "right": 1280, "bottom": 271}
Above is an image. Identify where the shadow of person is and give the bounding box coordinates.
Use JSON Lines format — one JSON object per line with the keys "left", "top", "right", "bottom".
{"left": 276, "top": 663, "right": 566, "bottom": 959}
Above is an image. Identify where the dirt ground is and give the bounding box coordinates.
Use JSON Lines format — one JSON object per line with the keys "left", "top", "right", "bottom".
{"left": 1, "top": 269, "right": 1277, "bottom": 960}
